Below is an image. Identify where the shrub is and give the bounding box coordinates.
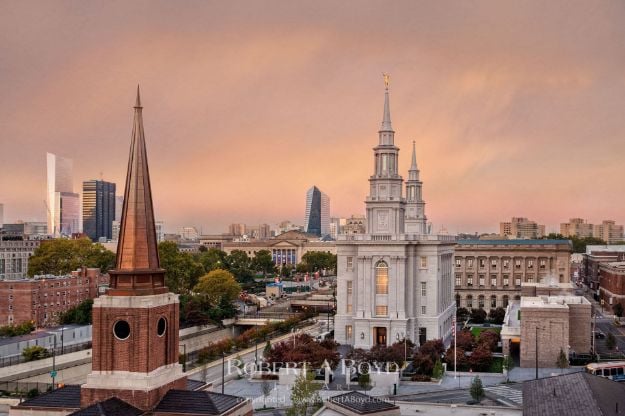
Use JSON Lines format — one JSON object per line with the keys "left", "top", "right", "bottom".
{"left": 22, "top": 346, "right": 50, "bottom": 362}
{"left": 411, "top": 374, "right": 431, "bottom": 382}
{"left": 468, "top": 344, "right": 492, "bottom": 372}
{"left": 470, "top": 309, "right": 487, "bottom": 324}
{"left": 456, "top": 330, "right": 475, "bottom": 351}
{"left": 445, "top": 347, "right": 468, "bottom": 371}
{"left": 488, "top": 307, "right": 506, "bottom": 325}
{"left": 470, "top": 376, "right": 485, "bottom": 402}
{"left": 477, "top": 330, "right": 500, "bottom": 351}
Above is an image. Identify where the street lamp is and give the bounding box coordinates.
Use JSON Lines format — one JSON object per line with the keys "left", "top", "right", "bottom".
{"left": 221, "top": 352, "right": 226, "bottom": 394}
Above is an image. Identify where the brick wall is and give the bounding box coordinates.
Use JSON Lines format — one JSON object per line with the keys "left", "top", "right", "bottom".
{"left": 520, "top": 307, "right": 569, "bottom": 368}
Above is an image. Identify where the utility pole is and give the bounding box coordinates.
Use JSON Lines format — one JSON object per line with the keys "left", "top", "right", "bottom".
{"left": 51, "top": 336, "right": 57, "bottom": 389}
{"left": 535, "top": 326, "right": 540, "bottom": 380}
{"left": 221, "top": 352, "right": 226, "bottom": 394}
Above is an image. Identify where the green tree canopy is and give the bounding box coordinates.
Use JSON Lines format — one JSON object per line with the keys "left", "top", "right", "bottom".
{"left": 59, "top": 299, "right": 93, "bottom": 325}
{"left": 225, "top": 250, "right": 254, "bottom": 282}
{"left": 197, "top": 248, "right": 227, "bottom": 272}
{"left": 287, "top": 371, "right": 321, "bottom": 416}
{"left": 27, "top": 238, "right": 115, "bottom": 277}
{"left": 193, "top": 269, "right": 241, "bottom": 306}
{"left": 251, "top": 250, "right": 275, "bottom": 276}
{"left": 299, "top": 251, "right": 337, "bottom": 273}
{"left": 470, "top": 376, "right": 485, "bottom": 402}
{"left": 159, "top": 241, "right": 205, "bottom": 294}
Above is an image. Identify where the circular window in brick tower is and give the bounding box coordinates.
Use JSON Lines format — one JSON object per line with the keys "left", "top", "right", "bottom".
{"left": 157, "top": 317, "right": 167, "bottom": 337}
{"left": 113, "top": 320, "right": 131, "bottom": 340}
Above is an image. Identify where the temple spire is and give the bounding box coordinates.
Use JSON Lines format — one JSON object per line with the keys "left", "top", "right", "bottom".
{"left": 109, "top": 87, "right": 165, "bottom": 295}
{"left": 380, "top": 74, "right": 393, "bottom": 132}
{"left": 410, "top": 141, "right": 417, "bottom": 171}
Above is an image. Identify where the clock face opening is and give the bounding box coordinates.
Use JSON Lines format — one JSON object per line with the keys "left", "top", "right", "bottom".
{"left": 157, "top": 317, "right": 167, "bottom": 337}
{"left": 113, "top": 320, "right": 131, "bottom": 340}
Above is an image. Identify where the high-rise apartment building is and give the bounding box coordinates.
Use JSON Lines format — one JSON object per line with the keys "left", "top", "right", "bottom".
{"left": 304, "top": 186, "right": 330, "bottom": 237}
{"left": 500, "top": 217, "right": 545, "bottom": 239}
{"left": 593, "top": 220, "right": 624, "bottom": 244}
{"left": 335, "top": 81, "right": 456, "bottom": 348}
{"left": 0, "top": 203, "right": 4, "bottom": 228}
{"left": 46, "top": 153, "right": 80, "bottom": 237}
{"left": 82, "top": 180, "right": 116, "bottom": 241}
{"left": 560, "top": 218, "right": 594, "bottom": 238}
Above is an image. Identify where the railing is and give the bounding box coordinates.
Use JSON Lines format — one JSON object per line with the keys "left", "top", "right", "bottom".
{"left": 0, "top": 381, "right": 53, "bottom": 396}
{"left": 338, "top": 234, "right": 457, "bottom": 242}
{"left": 0, "top": 341, "right": 92, "bottom": 369}
{"left": 238, "top": 312, "right": 303, "bottom": 320}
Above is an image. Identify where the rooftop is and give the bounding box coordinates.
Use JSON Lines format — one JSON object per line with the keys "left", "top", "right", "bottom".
{"left": 68, "top": 397, "right": 142, "bottom": 416}
{"left": 521, "top": 295, "right": 590, "bottom": 309}
{"left": 15, "top": 384, "right": 81, "bottom": 410}
{"left": 523, "top": 372, "right": 625, "bottom": 416}
{"left": 153, "top": 390, "right": 248, "bottom": 415}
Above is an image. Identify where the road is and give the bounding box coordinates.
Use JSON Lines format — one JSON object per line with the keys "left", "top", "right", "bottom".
{"left": 394, "top": 383, "right": 523, "bottom": 407}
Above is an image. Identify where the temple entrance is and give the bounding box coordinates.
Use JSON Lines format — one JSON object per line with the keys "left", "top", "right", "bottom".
{"left": 374, "top": 327, "right": 387, "bottom": 346}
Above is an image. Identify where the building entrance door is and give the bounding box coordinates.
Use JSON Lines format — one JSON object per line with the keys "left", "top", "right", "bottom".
{"left": 374, "top": 327, "right": 387, "bottom": 346}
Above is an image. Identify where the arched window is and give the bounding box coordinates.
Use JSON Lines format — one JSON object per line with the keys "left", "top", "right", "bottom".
{"left": 514, "top": 295, "right": 521, "bottom": 301}
{"left": 375, "top": 261, "right": 389, "bottom": 295}
{"left": 490, "top": 295, "right": 497, "bottom": 309}
{"left": 466, "top": 295, "right": 473, "bottom": 308}
{"left": 455, "top": 294, "right": 461, "bottom": 307}
{"left": 503, "top": 295, "right": 509, "bottom": 308}
{"left": 478, "top": 295, "right": 485, "bottom": 309}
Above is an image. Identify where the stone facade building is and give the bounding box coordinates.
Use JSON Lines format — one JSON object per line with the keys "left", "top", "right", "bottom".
{"left": 334, "top": 82, "right": 456, "bottom": 349}
{"left": 518, "top": 295, "right": 591, "bottom": 368}
{"left": 0, "top": 268, "right": 108, "bottom": 326}
{"left": 0, "top": 239, "right": 40, "bottom": 280}
{"left": 223, "top": 230, "right": 336, "bottom": 266}
{"left": 454, "top": 239, "right": 572, "bottom": 311}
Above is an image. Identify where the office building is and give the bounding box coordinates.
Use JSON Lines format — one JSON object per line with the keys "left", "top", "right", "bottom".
{"left": 454, "top": 239, "right": 572, "bottom": 311}
{"left": 582, "top": 245, "right": 625, "bottom": 289}
{"left": 343, "top": 215, "right": 366, "bottom": 235}
{"left": 334, "top": 81, "right": 456, "bottom": 349}
{"left": 304, "top": 186, "right": 330, "bottom": 237}
{"left": 180, "top": 226, "right": 199, "bottom": 240}
{"left": 500, "top": 217, "right": 545, "bottom": 239}
{"left": 114, "top": 195, "right": 124, "bottom": 222}
{"left": 82, "top": 180, "right": 116, "bottom": 241}
{"left": 0, "top": 240, "right": 40, "bottom": 280}
{"left": 46, "top": 152, "right": 80, "bottom": 237}
{"left": 597, "top": 262, "right": 625, "bottom": 312}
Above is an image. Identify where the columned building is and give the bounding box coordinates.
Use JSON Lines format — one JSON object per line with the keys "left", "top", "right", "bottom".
{"left": 334, "top": 81, "right": 456, "bottom": 349}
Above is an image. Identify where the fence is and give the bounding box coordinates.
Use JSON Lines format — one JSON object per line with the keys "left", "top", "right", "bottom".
{"left": 0, "top": 381, "right": 54, "bottom": 397}
{"left": 0, "top": 341, "right": 92, "bottom": 369}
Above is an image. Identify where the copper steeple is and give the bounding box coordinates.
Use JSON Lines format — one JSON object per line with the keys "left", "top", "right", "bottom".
{"left": 108, "top": 86, "right": 167, "bottom": 295}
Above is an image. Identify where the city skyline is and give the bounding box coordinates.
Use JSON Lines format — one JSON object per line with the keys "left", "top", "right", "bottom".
{"left": 2, "top": 2, "right": 625, "bottom": 234}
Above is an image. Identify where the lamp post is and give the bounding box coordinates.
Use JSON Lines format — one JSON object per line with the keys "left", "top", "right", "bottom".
{"left": 221, "top": 352, "right": 226, "bottom": 394}
{"left": 535, "top": 325, "right": 545, "bottom": 379}
{"left": 255, "top": 327, "right": 259, "bottom": 371}
{"left": 60, "top": 326, "right": 65, "bottom": 355}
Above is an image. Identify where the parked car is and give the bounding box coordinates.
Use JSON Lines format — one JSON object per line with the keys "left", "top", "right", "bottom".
{"left": 594, "top": 330, "right": 606, "bottom": 339}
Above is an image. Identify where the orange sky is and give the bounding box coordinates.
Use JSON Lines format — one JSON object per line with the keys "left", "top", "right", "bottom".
{"left": 1, "top": 1, "right": 624, "bottom": 234}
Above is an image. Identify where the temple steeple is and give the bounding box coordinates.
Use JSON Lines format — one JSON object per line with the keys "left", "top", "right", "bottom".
{"left": 109, "top": 86, "right": 166, "bottom": 295}
{"left": 408, "top": 140, "right": 419, "bottom": 181}
{"left": 405, "top": 140, "right": 427, "bottom": 234}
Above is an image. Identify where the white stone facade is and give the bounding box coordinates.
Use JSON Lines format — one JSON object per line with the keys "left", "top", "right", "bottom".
{"left": 334, "top": 84, "right": 456, "bottom": 349}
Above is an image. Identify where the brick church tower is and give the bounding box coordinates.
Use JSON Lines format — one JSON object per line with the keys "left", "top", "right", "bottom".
{"left": 81, "top": 87, "right": 187, "bottom": 410}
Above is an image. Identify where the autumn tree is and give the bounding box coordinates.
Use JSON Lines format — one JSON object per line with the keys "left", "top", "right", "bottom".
{"left": 477, "top": 330, "right": 500, "bottom": 351}
{"left": 456, "top": 329, "right": 475, "bottom": 351}
{"left": 444, "top": 347, "right": 468, "bottom": 371}
{"left": 265, "top": 333, "right": 340, "bottom": 369}
{"left": 468, "top": 344, "right": 493, "bottom": 372}
{"left": 193, "top": 269, "right": 241, "bottom": 307}
{"left": 413, "top": 339, "right": 445, "bottom": 376}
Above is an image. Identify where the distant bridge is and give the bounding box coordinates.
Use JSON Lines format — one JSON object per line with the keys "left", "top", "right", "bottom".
{"left": 235, "top": 312, "right": 302, "bottom": 326}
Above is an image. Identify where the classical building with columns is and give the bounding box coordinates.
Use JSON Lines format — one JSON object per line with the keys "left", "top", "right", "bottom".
{"left": 334, "top": 82, "right": 456, "bottom": 349}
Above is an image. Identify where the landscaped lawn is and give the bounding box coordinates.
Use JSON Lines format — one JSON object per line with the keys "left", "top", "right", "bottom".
{"left": 470, "top": 327, "right": 502, "bottom": 338}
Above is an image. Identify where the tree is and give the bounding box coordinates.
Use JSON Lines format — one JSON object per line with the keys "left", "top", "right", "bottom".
{"left": 489, "top": 307, "right": 506, "bottom": 325}
{"left": 456, "top": 307, "right": 470, "bottom": 322}
{"left": 263, "top": 340, "right": 272, "bottom": 358}
{"left": 502, "top": 355, "right": 515, "bottom": 382}
{"left": 22, "top": 346, "right": 50, "bottom": 362}
{"left": 225, "top": 250, "right": 254, "bottom": 283}
{"left": 470, "top": 376, "right": 485, "bottom": 403}
{"left": 444, "top": 347, "right": 467, "bottom": 371}
{"left": 413, "top": 339, "right": 445, "bottom": 376}
{"left": 456, "top": 330, "right": 475, "bottom": 351}
{"left": 556, "top": 348, "right": 569, "bottom": 372}
{"left": 28, "top": 238, "right": 115, "bottom": 276}
{"left": 252, "top": 250, "right": 275, "bottom": 276}
{"left": 613, "top": 303, "right": 624, "bottom": 318}
{"left": 299, "top": 252, "right": 337, "bottom": 273}
{"left": 261, "top": 380, "right": 272, "bottom": 409}
{"left": 0, "top": 321, "right": 35, "bottom": 337}
{"left": 432, "top": 360, "right": 444, "bottom": 379}
{"left": 287, "top": 371, "right": 321, "bottom": 416}
{"left": 468, "top": 344, "right": 493, "bottom": 372}
{"left": 159, "top": 241, "right": 205, "bottom": 294}
{"left": 357, "top": 373, "right": 371, "bottom": 392}
{"left": 193, "top": 269, "right": 241, "bottom": 307}
{"left": 477, "top": 330, "right": 500, "bottom": 351}
{"left": 197, "top": 248, "right": 227, "bottom": 272}
{"left": 470, "top": 308, "right": 487, "bottom": 324}
{"left": 59, "top": 299, "right": 93, "bottom": 325}
{"left": 606, "top": 332, "right": 617, "bottom": 350}
{"left": 265, "top": 333, "right": 340, "bottom": 369}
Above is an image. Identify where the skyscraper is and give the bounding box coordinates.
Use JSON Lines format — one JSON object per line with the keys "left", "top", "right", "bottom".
{"left": 46, "top": 153, "right": 80, "bottom": 237}
{"left": 82, "top": 180, "right": 116, "bottom": 241}
{"left": 334, "top": 80, "right": 456, "bottom": 348}
{"left": 304, "top": 186, "right": 330, "bottom": 237}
